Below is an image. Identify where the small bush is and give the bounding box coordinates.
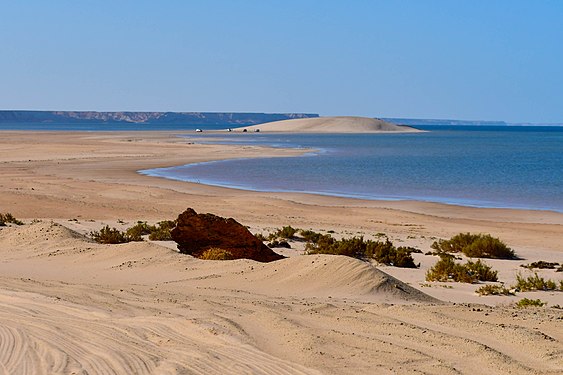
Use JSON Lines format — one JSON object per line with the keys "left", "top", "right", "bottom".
{"left": 299, "top": 229, "right": 323, "bottom": 243}
{"left": 276, "top": 225, "right": 298, "bottom": 239}
{"left": 431, "top": 233, "right": 515, "bottom": 259}
{"left": 465, "top": 259, "right": 498, "bottom": 282}
{"left": 148, "top": 227, "right": 172, "bottom": 241}
{"left": 198, "top": 248, "right": 234, "bottom": 260}
{"left": 516, "top": 298, "right": 546, "bottom": 308}
{"left": 148, "top": 220, "right": 175, "bottom": 241}
{"left": 126, "top": 221, "right": 155, "bottom": 241}
{"left": 0, "top": 213, "right": 24, "bottom": 225}
{"left": 426, "top": 256, "right": 475, "bottom": 283}
{"left": 426, "top": 256, "right": 498, "bottom": 283}
{"left": 90, "top": 225, "right": 133, "bottom": 244}
{"left": 521, "top": 261, "right": 559, "bottom": 270}
{"left": 514, "top": 273, "right": 560, "bottom": 292}
{"left": 305, "top": 235, "right": 418, "bottom": 268}
{"left": 475, "top": 284, "right": 513, "bottom": 296}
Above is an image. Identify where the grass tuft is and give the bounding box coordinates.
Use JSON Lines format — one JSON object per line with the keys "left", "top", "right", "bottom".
{"left": 198, "top": 248, "right": 234, "bottom": 260}
{"left": 516, "top": 298, "right": 546, "bottom": 308}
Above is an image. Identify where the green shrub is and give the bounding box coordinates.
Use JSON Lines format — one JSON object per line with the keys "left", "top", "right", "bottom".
{"left": 306, "top": 235, "right": 418, "bottom": 268}
{"left": 431, "top": 233, "right": 515, "bottom": 259}
{"left": 198, "top": 248, "right": 234, "bottom": 260}
{"left": 465, "top": 259, "right": 498, "bottom": 282}
{"left": 299, "top": 229, "right": 323, "bottom": 243}
{"left": 148, "top": 227, "right": 173, "bottom": 241}
{"left": 276, "top": 225, "right": 298, "bottom": 239}
{"left": 125, "top": 221, "right": 155, "bottom": 241}
{"left": 426, "top": 256, "right": 498, "bottom": 283}
{"left": 147, "top": 220, "right": 175, "bottom": 241}
{"left": 0, "top": 213, "right": 23, "bottom": 225}
{"left": 426, "top": 256, "right": 475, "bottom": 283}
{"left": 475, "top": 284, "right": 513, "bottom": 296}
{"left": 514, "top": 273, "right": 560, "bottom": 292}
{"left": 90, "top": 225, "right": 134, "bottom": 244}
{"left": 516, "top": 298, "right": 546, "bottom": 308}
{"left": 521, "top": 261, "right": 560, "bottom": 270}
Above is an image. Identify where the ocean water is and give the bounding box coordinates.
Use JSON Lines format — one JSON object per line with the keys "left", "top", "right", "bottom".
{"left": 140, "top": 126, "right": 563, "bottom": 212}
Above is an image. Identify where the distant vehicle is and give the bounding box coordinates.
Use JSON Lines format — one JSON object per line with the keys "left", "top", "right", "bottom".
{"left": 254, "top": 129, "right": 260, "bottom": 132}
{"left": 195, "top": 128, "right": 202, "bottom": 132}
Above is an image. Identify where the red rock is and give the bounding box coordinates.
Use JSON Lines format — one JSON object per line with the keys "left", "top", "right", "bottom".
{"left": 171, "top": 208, "right": 284, "bottom": 262}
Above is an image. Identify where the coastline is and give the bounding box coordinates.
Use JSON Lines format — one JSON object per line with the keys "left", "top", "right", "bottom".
{"left": 1, "top": 130, "right": 562, "bottom": 374}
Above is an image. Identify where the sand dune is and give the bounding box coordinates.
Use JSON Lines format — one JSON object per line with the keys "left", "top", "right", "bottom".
{"left": 0, "top": 222, "right": 561, "bottom": 374}
{"left": 239, "top": 116, "right": 419, "bottom": 133}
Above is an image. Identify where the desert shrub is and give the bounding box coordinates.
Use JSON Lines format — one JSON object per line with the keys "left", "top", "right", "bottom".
{"left": 306, "top": 235, "right": 418, "bottom": 268}
{"left": 90, "top": 225, "right": 133, "bottom": 244}
{"left": 431, "top": 233, "right": 480, "bottom": 253}
{"left": 267, "top": 240, "right": 291, "bottom": 248}
{"left": 516, "top": 298, "right": 546, "bottom": 308}
{"left": 475, "top": 284, "right": 513, "bottom": 296}
{"left": 148, "top": 220, "right": 175, "bottom": 241}
{"left": 426, "top": 256, "right": 497, "bottom": 283}
{"left": 431, "top": 233, "right": 515, "bottom": 259}
{"left": 299, "top": 229, "right": 323, "bottom": 243}
{"left": 125, "top": 221, "right": 155, "bottom": 241}
{"left": 521, "top": 261, "right": 559, "bottom": 270}
{"left": 514, "top": 273, "right": 560, "bottom": 292}
{"left": 0, "top": 213, "right": 23, "bottom": 225}
{"left": 148, "top": 227, "right": 172, "bottom": 241}
{"left": 426, "top": 256, "right": 475, "bottom": 283}
{"left": 275, "top": 225, "right": 298, "bottom": 239}
{"left": 198, "top": 248, "right": 234, "bottom": 260}
{"left": 465, "top": 259, "right": 498, "bottom": 282}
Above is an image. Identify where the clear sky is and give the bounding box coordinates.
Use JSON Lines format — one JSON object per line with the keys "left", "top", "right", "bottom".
{"left": 1, "top": 0, "right": 562, "bottom": 122}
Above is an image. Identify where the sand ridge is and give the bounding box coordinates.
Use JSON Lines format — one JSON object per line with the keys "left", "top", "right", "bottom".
{"left": 238, "top": 116, "right": 420, "bottom": 133}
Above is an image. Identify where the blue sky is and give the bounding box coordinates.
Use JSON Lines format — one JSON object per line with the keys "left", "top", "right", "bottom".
{"left": 1, "top": 0, "right": 562, "bottom": 122}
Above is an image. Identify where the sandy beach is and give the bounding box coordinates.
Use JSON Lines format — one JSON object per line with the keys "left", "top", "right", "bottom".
{"left": 0, "top": 130, "right": 562, "bottom": 374}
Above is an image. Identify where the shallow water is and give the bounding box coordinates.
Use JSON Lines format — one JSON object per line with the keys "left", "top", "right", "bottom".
{"left": 140, "top": 126, "right": 563, "bottom": 212}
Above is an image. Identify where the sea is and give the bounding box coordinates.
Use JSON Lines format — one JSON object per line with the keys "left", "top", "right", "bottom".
{"left": 2, "top": 122, "right": 562, "bottom": 212}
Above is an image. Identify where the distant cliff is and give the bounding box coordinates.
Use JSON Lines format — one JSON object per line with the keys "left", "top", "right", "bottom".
{"left": 0, "top": 111, "right": 319, "bottom": 125}
{"left": 383, "top": 118, "right": 507, "bottom": 126}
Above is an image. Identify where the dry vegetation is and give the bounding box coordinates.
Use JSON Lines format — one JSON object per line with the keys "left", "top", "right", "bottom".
{"left": 90, "top": 220, "right": 176, "bottom": 244}
{"left": 431, "top": 233, "right": 516, "bottom": 259}
{"left": 426, "top": 256, "right": 498, "bottom": 283}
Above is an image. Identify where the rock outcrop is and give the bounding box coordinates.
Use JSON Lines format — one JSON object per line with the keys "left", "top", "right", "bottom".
{"left": 171, "top": 208, "right": 284, "bottom": 262}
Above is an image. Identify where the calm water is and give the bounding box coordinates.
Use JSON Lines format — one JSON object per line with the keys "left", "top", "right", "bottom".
{"left": 141, "top": 126, "right": 563, "bottom": 212}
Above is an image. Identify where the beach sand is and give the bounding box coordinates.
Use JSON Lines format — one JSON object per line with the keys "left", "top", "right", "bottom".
{"left": 0, "top": 130, "right": 562, "bottom": 374}
{"left": 239, "top": 116, "right": 420, "bottom": 133}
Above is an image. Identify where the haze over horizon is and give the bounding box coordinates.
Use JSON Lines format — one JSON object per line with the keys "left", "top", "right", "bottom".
{"left": 2, "top": 1, "right": 562, "bottom": 123}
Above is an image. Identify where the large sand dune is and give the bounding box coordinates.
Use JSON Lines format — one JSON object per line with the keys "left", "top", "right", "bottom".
{"left": 239, "top": 116, "right": 419, "bottom": 133}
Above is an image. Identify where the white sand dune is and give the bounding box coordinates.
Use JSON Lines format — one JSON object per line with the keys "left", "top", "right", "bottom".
{"left": 0, "top": 222, "right": 561, "bottom": 374}
{"left": 239, "top": 116, "right": 419, "bottom": 133}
